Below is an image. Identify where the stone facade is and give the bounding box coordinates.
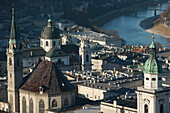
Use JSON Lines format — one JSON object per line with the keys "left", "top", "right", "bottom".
{"left": 19, "top": 90, "right": 75, "bottom": 113}
{"left": 78, "top": 83, "right": 115, "bottom": 101}
{"left": 0, "top": 102, "right": 9, "bottom": 112}
{"left": 101, "top": 101, "right": 137, "bottom": 113}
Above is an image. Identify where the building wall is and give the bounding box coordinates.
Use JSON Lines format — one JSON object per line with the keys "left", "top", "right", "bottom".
{"left": 92, "top": 40, "right": 106, "bottom": 46}
{"left": 19, "top": 90, "right": 76, "bottom": 113}
{"left": 19, "top": 90, "right": 49, "bottom": 113}
{"left": 40, "top": 38, "right": 61, "bottom": 52}
{"left": 78, "top": 85, "right": 107, "bottom": 101}
{"left": 0, "top": 102, "right": 9, "bottom": 112}
{"left": 100, "top": 102, "right": 137, "bottom": 113}
{"left": 136, "top": 91, "right": 170, "bottom": 113}
{"left": 45, "top": 56, "right": 70, "bottom": 65}
{"left": 51, "top": 56, "right": 69, "bottom": 65}
{"left": 91, "top": 59, "right": 103, "bottom": 71}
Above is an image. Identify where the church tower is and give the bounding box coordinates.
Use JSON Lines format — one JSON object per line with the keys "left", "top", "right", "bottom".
{"left": 136, "top": 35, "right": 170, "bottom": 113}
{"left": 6, "top": 8, "right": 23, "bottom": 112}
{"left": 79, "top": 39, "right": 92, "bottom": 71}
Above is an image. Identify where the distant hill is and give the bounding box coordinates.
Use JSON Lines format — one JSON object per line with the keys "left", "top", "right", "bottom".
{"left": 160, "top": 8, "right": 170, "bottom": 27}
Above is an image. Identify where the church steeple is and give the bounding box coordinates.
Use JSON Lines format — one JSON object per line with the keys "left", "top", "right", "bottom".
{"left": 144, "top": 34, "right": 162, "bottom": 75}
{"left": 136, "top": 35, "right": 169, "bottom": 113}
{"left": 7, "top": 8, "right": 23, "bottom": 112}
{"left": 9, "top": 8, "right": 19, "bottom": 44}
{"left": 8, "top": 8, "right": 22, "bottom": 51}
{"left": 143, "top": 35, "right": 162, "bottom": 89}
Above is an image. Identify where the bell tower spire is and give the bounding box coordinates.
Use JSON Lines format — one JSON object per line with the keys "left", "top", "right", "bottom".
{"left": 143, "top": 34, "right": 162, "bottom": 89}
{"left": 9, "top": 7, "right": 19, "bottom": 44}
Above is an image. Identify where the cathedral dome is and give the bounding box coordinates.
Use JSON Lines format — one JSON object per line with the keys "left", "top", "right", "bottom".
{"left": 41, "top": 19, "right": 60, "bottom": 39}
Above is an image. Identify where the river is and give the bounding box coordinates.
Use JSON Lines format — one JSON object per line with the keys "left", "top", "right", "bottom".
{"left": 102, "top": 2, "right": 170, "bottom": 47}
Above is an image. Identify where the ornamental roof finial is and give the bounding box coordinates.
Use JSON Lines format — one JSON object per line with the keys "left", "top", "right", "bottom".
{"left": 48, "top": 14, "right": 52, "bottom": 27}
{"left": 152, "top": 33, "right": 154, "bottom": 39}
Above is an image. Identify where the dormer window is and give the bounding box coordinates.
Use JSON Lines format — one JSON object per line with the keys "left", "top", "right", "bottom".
{"left": 39, "top": 86, "right": 43, "bottom": 94}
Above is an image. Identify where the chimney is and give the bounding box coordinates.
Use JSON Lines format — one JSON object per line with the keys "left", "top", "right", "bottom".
{"left": 30, "top": 51, "right": 33, "bottom": 56}
{"left": 113, "top": 100, "right": 117, "bottom": 106}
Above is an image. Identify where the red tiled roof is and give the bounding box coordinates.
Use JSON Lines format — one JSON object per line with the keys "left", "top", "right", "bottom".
{"left": 132, "top": 45, "right": 148, "bottom": 53}
{"left": 20, "top": 60, "right": 74, "bottom": 93}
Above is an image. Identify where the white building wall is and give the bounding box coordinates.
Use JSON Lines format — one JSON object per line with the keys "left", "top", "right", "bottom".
{"left": 100, "top": 102, "right": 137, "bottom": 113}
{"left": 40, "top": 38, "right": 60, "bottom": 52}
{"left": 78, "top": 85, "right": 106, "bottom": 101}
{"left": 92, "top": 59, "right": 103, "bottom": 71}
{"left": 136, "top": 90, "right": 170, "bottom": 113}
{"left": 45, "top": 56, "right": 69, "bottom": 65}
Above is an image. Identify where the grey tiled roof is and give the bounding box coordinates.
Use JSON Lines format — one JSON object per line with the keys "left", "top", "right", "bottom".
{"left": 46, "top": 47, "right": 68, "bottom": 57}
{"left": 22, "top": 47, "right": 46, "bottom": 58}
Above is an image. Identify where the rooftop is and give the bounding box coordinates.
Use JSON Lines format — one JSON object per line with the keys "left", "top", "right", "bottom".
{"left": 20, "top": 60, "right": 75, "bottom": 93}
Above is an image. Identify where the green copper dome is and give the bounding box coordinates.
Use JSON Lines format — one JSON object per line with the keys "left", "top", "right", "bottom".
{"left": 143, "top": 36, "right": 162, "bottom": 74}
{"left": 144, "top": 57, "right": 162, "bottom": 74}
{"left": 41, "top": 18, "right": 60, "bottom": 39}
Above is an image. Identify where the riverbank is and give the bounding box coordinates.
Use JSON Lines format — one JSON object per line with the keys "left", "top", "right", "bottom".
{"left": 93, "top": 1, "right": 152, "bottom": 27}
{"left": 140, "top": 15, "right": 170, "bottom": 39}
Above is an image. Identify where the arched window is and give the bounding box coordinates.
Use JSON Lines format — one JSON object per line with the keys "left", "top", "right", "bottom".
{"left": 39, "top": 99, "right": 45, "bottom": 113}
{"left": 86, "top": 54, "right": 89, "bottom": 62}
{"left": 46, "top": 41, "right": 48, "bottom": 46}
{"left": 160, "top": 104, "right": 163, "bottom": 113}
{"left": 22, "top": 96, "right": 26, "bottom": 113}
{"left": 29, "top": 98, "right": 33, "bottom": 113}
{"left": 52, "top": 99, "right": 57, "bottom": 107}
{"left": 144, "top": 104, "right": 148, "bottom": 113}
{"left": 9, "top": 58, "right": 12, "bottom": 66}
{"left": 64, "top": 98, "right": 68, "bottom": 106}
{"left": 53, "top": 41, "right": 56, "bottom": 47}
{"left": 10, "top": 95, "right": 13, "bottom": 112}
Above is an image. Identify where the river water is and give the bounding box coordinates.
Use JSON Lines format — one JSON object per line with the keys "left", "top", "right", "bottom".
{"left": 102, "top": 2, "right": 170, "bottom": 47}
